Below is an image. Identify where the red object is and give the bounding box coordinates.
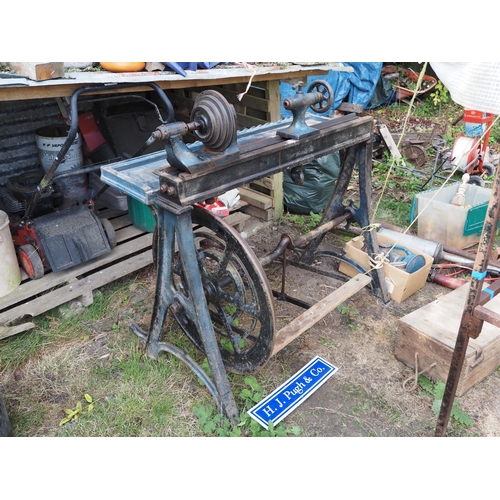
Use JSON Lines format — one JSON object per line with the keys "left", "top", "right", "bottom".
{"left": 78, "top": 112, "right": 107, "bottom": 152}
{"left": 431, "top": 272, "right": 467, "bottom": 289}
{"left": 463, "top": 109, "right": 494, "bottom": 124}
{"left": 195, "top": 198, "right": 229, "bottom": 217}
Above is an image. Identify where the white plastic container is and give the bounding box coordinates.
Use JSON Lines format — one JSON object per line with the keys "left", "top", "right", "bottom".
{"left": 35, "top": 125, "right": 88, "bottom": 203}
{"left": 412, "top": 183, "right": 495, "bottom": 249}
{"left": 0, "top": 210, "right": 22, "bottom": 297}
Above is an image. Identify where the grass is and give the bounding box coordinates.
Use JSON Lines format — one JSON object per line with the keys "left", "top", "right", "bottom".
{"left": 0, "top": 272, "right": 298, "bottom": 437}
{"left": 0, "top": 276, "right": 214, "bottom": 436}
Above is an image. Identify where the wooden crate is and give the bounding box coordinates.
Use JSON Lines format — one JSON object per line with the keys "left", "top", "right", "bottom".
{"left": 395, "top": 284, "right": 500, "bottom": 396}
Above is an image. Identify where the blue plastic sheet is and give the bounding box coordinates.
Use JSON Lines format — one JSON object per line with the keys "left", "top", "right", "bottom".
{"left": 279, "top": 62, "right": 383, "bottom": 118}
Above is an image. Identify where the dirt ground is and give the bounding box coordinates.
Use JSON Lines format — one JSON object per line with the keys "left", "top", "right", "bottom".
{"left": 242, "top": 220, "right": 500, "bottom": 437}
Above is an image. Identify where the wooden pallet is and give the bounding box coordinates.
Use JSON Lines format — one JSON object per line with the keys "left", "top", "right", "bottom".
{"left": 0, "top": 208, "right": 153, "bottom": 340}
{"left": 0, "top": 206, "right": 254, "bottom": 340}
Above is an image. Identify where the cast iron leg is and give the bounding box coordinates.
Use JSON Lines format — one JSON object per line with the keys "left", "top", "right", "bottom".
{"left": 131, "top": 204, "right": 239, "bottom": 422}
{"left": 356, "top": 142, "right": 390, "bottom": 303}
{"left": 300, "top": 144, "right": 389, "bottom": 302}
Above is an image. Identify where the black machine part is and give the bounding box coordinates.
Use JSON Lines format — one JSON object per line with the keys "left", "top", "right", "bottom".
{"left": 22, "top": 82, "right": 175, "bottom": 221}
{"left": 33, "top": 205, "right": 115, "bottom": 273}
{"left": 0, "top": 390, "right": 12, "bottom": 437}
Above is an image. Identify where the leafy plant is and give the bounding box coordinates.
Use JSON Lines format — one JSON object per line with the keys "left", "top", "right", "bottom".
{"left": 193, "top": 375, "right": 302, "bottom": 437}
{"left": 337, "top": 304, "right": 359, "bottom": 316}
{"left": 59, "top": 393, "right": 95, "bottom": 427}
{"left": 418, "top": 376, "right": 474, "bottom": 427}
{"left": 318, "top": 336, "right": 335, "bottom": 348}
{"left": 286, "top": 212, "right": 322, "bottom": 233}
{"left": 337, "top": 304, "right": 359, "bottom": 330}
{"left": 430, "top": 81, "right": 450, "bottom": 107}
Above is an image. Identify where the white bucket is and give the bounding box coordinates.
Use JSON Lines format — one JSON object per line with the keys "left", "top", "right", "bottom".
{"left": 35, "top": 125, "right": 88, "bottom": 203}
{"left": 0, "top": 211, "right": 22, "bottom": 297}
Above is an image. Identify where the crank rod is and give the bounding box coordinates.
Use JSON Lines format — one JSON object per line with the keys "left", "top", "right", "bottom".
{"left": 259, "top": 212, "right": 351, "bottom": 268}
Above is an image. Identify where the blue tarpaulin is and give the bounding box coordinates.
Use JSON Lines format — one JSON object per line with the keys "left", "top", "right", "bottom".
{"left": 279, "top": 62, "right": 383, "bottom": 118}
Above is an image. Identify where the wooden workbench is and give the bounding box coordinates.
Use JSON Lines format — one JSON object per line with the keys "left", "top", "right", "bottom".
{"left": 0, "top": 63, "right": 350, "bottom": 220}
{"left": 0, "top": 63, "right": 348, "bottom": 101}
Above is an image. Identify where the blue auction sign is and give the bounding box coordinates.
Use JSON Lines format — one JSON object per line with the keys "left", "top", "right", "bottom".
{"left": 248, "top": 356, "right": 338, "bottom": 429}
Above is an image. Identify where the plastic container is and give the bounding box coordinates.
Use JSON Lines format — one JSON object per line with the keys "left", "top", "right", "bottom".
{"left": 0, "top": 210, "right": 22, "bottom": 297}
{"left": 410, "top": 183, "right": 499, "bottom": 249}
{"left": 127, "top": 196, "right": 156, "bottom": 232}
{"left": 89, "top": 172, "right": 128, "bottom": 211}
{"left": 35, "top": 125, "right": 88, "bottom": 203}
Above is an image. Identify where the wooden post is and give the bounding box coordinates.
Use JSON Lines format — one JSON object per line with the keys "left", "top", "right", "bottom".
{"left": 265, "top": 80, "right": 284, "bottom": 220}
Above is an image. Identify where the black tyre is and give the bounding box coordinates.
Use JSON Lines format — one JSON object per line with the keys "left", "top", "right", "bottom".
{"left": 0, "top": 391, "right": 12, "bottom": 437}
{"left": 468, "top": 175, "right": 485, "bottom": 188}
{"left": 100, "top": 218, "right": 117, "bottom": 249}
{"left": 482, "top": 162, "right": 496, "bottom": 177}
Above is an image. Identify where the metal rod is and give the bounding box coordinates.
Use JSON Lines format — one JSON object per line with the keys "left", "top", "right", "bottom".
{"left": 435, "top": 158, "right": 500, "bottom": 436}
{"left": 259, "top": 213, "right": 350, "bottom": 268}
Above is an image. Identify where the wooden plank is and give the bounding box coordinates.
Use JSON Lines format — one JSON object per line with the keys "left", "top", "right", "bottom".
{"left": 0, "top": 65, "right": 337, "bottom": 102}
{"left": 264, "top": 80, "right": 284, "bottom": 221}
{"left": 238, "top": 187, "right": 273, "bottom": 210}
{"left": 271, "top": 274, "right": 371, "bottom": 356}
{"left": 474, "top": 305, "right": 500, "bottom": 329}
{"left": 338, "top": 102, "right": 364, "bottom": 113}
{"left": 378, "top": 123, "right": 403, "bottom": 163}
{"left": 241, "top": 204, "right": 275, "bottom": 221}
{"left": 9, "top": 62, "right": 64, "bottom": 81}
{"left": 236, "top": 113, "right": 268, "bottom": 130}
{"left": 115, "top": 223, "right": 151, "bottom": 243}
{"left": 197, "top": 85, "right": 271, "bottom": 113}
{"left": 250, "top": 177, "right": 275, "bottom": 192}
{"left": 223, "top": 211, "right": 250, "bottom": 232}
{"left": 0, "top": 323, "right": 36, "bottom": 340}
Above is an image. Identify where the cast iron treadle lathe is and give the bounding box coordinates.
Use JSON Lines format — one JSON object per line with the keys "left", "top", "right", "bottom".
{"left": 101, "top": 80, "right": 389, "bottom": 421}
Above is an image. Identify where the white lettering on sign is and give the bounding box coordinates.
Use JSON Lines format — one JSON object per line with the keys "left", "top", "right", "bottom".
{"left": 248, "top": 356, "right": 338, "bottom": 429}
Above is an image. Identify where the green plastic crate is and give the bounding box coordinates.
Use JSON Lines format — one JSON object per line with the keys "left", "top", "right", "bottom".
{"left": 127, "top": 196, "right": 156, "bottom": 233}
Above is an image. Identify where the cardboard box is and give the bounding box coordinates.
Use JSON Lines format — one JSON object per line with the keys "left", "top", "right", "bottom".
{"left": 339, "top": 233, "right": 433, "bottom": 303}
{"left": 396, "top": 283, "right": 500, "bottom": 396}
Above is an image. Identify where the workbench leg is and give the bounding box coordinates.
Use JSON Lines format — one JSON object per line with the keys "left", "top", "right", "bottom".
{"left": 300, "top": 146, "right": 359, "bottom": 263}
{"left": 133, "top": 206, "right": 239, "bottom": 422}
{"left": 356, "top": 143, "right": 390, "bottom": 303}
{"left": 299, "top": 144, "right": 389, "bottom": 301}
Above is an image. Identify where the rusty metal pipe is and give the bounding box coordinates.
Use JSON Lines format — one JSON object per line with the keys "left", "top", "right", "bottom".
{"left": 259, "top": 212, "right": 350, "bottom": 268}
{"left": 429, "top": 270, "right": 467, "bottom": 289}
